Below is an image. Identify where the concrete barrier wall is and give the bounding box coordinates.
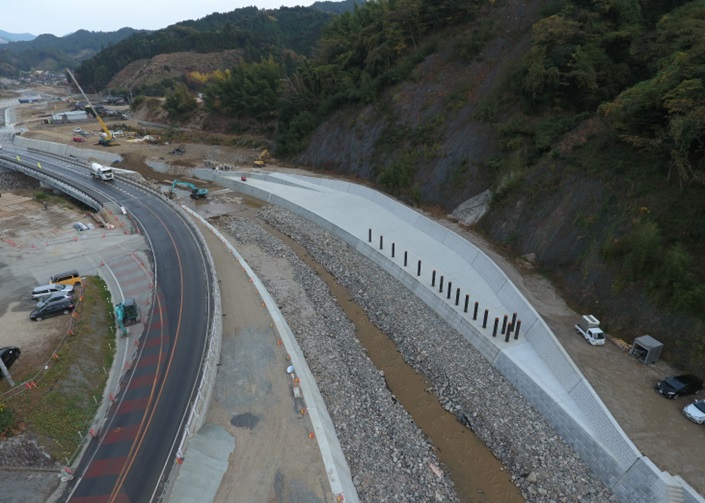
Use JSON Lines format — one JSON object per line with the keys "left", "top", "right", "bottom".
{"left": 200, "top": 170, "right": 704, "bottom": 503}
{"left": 13, "top": 135, "right": 121, "bottom": 165}
{"left": 178, "top": 208, "right": 223, "bottom": 447}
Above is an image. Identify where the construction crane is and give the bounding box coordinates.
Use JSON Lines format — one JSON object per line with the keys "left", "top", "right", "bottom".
{"left": 65, "top": 68, "right": 117, "bottom": 147}
{"left": 168, "top": 179, "right": 209, "bottom": 199}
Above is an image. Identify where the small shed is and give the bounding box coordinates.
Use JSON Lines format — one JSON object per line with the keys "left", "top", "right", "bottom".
{"left": 630, "top": 335, "right": 663, "bottom": 364}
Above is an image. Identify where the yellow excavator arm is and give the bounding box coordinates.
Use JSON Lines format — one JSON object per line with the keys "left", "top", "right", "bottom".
{"left": 254, "top": 149, "right": 270, "bottom": 166}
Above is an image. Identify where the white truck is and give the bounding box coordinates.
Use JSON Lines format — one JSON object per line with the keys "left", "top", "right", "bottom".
{"left": 90, "top": 162, "right": 114, "bottom": 181}
{"left": 575, "top": 315, "right": 605, "bottom": 345}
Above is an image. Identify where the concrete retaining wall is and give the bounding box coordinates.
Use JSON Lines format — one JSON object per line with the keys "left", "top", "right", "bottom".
{"left": 198, "top": 169, "right": 704, "bottom": 503}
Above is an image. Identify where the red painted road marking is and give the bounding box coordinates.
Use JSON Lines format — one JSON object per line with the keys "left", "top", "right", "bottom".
{"left": 103, "top": 424, "right": 142, "bottom": 445}
{"left": 117, "top": 397, "right": 149, "bottom": 415}
{"left": 127, "top": 374, "right": 159, "bottom": 390}
{"left": 84, "top": 456, "right": 129, "bottom": 479}
{"left": 136, "top": 352, "right": 167, "bottom": 368}
{"left": 71, "top": 492, "right": 131, "bottom": 503}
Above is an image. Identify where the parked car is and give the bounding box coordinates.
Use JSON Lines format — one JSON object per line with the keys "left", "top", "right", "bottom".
{"left": 683, "top": 399, "right": 705, "bottom": 424}
{"left": 73, "top": 127, "right": 82, "bottom": 133}
{"left": 49, "top": 270, "right": 82, "bottom": 286}
{"left": 73, "top": 222, "right": 89, "bottom": 231}
{"left": 35, "top": 291, "right": 73, "bottom": 309}
{"left": 0, "top": 346, "right": 20, "bottom": 377}
{"left": 30, "top": 297, "right": 75, "bottom": 321}
{"left": 31, "top": 283, "right": 74, "bottom": 300}
{"left": 655, "top": 374, "right": 703, "bottom": 399}
{"left": 72, "top": 136, "right": 85, "bottom": 143}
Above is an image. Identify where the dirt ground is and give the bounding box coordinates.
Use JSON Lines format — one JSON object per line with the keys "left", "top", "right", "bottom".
{"left": 13, "top": 89, "right": 268, "bottom": 185}
{"left": 0, "top": 191, "right": 94, "bottom": 363}
{"left": 6, "top": 93, "right": 705, "bottom": 498}
{"left": 197, "top": 220, "right": 334, "bottom": 503}
{"left": 0, "top": 185, "right": 152, "bottom": 384}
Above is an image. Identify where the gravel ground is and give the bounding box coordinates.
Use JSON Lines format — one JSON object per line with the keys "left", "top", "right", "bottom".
{"left": 0, "top": 173, "right": 40, "bottom": 192}
{"left": 221, "top": 205, "right": 617, "bottom": 503}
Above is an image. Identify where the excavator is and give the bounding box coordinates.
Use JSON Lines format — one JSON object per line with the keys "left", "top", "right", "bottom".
{"left": 115, "top": 298, "right": 141, "bottom": 336}
{"left": 254, "top": 149, "right": 270, "bottom": 167}
{"left": 168, "top": 179, "right": 209, "bottom": 199}
{"left": 65, "top": 68, "right": 117, "bottom": 147}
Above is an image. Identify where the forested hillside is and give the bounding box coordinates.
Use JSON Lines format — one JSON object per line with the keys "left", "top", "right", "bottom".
{"left": 0, "top": 28, "right": 141, "bottom": 75}
{"left": 74, "top": 4, "right": 357, "bottom": 93}
{"left": 84, "top": 0, "right": 704, "bottom": 374}
{"left": 284, "top": 0, "right": 705, "bottom": 373}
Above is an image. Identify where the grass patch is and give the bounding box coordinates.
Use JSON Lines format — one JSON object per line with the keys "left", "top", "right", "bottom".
{"left": 7, "top": 276, "right": 116, "bottom": 462}
{"left": 34, "top": 190, "right": 79, "bottom": 210}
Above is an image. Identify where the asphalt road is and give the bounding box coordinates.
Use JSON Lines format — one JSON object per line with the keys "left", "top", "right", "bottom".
{"left": 0, "top": 148, "right": 213, "bottom": 502}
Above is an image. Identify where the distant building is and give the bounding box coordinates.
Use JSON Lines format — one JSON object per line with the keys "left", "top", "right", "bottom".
{"left": 51, "top": 110, "right": 89, "bottom": 123}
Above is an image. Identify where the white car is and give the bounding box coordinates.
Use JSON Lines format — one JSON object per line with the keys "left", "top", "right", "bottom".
{"left": 31, "top": 283, "right": 74, "bottom": 299}
{"left": 683, "top": 399, "right": 705, "bottom": 424}
{"left": 73, "top": 127, "right": 82, "bottom": 133}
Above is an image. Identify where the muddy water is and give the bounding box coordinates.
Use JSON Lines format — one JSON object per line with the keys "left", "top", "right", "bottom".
{"left": 262, "top": 222, "right": 523, "bottom": 503}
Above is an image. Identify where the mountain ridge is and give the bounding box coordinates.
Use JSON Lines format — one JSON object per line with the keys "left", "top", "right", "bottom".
{"left": 0, "top": 30, "right": 35, "bottom": 44}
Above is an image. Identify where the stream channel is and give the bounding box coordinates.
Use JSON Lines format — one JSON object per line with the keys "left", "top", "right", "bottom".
{"left": 261, "top": 220, "right": 524, "bottom": 503}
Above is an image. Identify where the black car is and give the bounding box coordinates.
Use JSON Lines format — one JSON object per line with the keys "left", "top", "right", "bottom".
{"left": 30, "top": 297, "right": 75, "bottom": 321}
{"left": 0, "top": 346, "right": 21, "bottom": 377}
{"left": 35, "top": 291, "right": 73, "bottom": 310}
{"left": 655, "top": 374, "right": 703, "bottom": 399}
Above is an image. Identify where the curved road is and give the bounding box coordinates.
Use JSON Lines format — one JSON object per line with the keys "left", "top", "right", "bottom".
{"left": 0, "top": 146, "right": 213, "bottom": 502}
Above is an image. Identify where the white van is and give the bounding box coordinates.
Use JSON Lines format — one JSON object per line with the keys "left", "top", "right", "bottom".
{"left": 31, "top": 283, "right": 74, "bottom": 300}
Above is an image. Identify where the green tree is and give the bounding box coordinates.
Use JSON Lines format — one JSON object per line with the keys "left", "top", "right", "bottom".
{"left": 163, "top": 83, "right": 198, "bottom": 118}
{"left": 204, "top": 57, "right": 282, "bottom": 122}
{"left": 663, "top": 78, "right": 705, "bottom": 185}
{"left": 601, "top": 42, "right": 705, "bottom": 186}
{"left": 623, "top": 219, "right": 662, "bottom": 279}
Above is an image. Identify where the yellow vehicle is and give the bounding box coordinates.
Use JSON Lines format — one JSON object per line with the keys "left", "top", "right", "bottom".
{"left": 65, "top": 68, "right": 117, "bottom": 147}
{"left": 254, "top": 149, "right": 270, "bottom": 167}
{"left": 49, "top": 269, "right": 83, "bottom": 286}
